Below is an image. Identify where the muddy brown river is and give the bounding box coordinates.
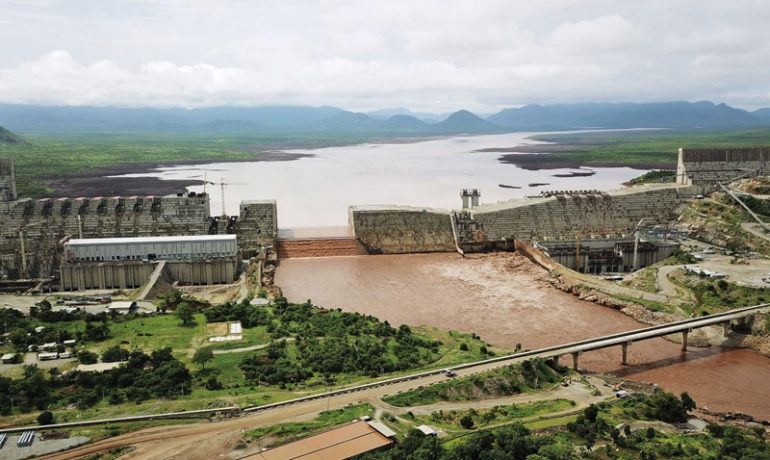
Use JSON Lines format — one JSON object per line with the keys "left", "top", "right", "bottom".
{"left": 276, "top": 252, "right": 770, "bottom": 421}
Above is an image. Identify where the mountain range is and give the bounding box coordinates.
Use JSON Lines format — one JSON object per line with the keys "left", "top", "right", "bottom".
{"left": 1, "top": 101, "right": 769, "bottom": 135}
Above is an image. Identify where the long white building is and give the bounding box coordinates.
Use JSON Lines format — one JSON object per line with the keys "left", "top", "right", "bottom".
{"left": 64, "top": 235, "right": 238, "bottom": 263}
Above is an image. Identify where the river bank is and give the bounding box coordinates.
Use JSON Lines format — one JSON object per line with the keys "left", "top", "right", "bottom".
{"left": 274, "top": 252, "right": 770, "bottom": 420}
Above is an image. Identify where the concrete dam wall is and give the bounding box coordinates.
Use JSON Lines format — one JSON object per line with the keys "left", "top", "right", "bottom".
{"left": 677, "top": 146, "right": 770, "bottom": 191}
{"left": 350, "top": 185, "right": 689, "bottom": 254}
{"left": 0, "top": 193, "right": 278, "bottom": 279}
{"left": 471, "top": 185, "right": 688, "bottom": 242}
{"left": 349, "top": 205, "right": 456, "bottom": 254}
{"left": 0, "top": 194, "right": 211, "bottom": 279}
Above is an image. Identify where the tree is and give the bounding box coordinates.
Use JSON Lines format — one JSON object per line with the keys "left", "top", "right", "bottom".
{"left": 192, "top": 348, "right": 214, "bottom": 370}
{"left": 77, "top": 350, "right": 99, "bottom": 365}
{"left": 175, "top": 303, "right": 195, "bottom": 326}
{"left": 37, "top": 410, "right": 54, "bottom": 425}
{"left": 460, "top": 414, "right": 475, "bottom": 429}
{"left": 680, "top": 392, "right": 696, "bottom": 412}
{"left": 101, "top": 346, "right": 129, "bottom": 363}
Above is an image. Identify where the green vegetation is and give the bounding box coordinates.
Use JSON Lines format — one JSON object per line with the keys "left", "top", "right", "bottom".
{"left": 0, "top": 292, "right": 499, "bottom": 423}
{"left": 0, "top": 132, "right": 372, "bottom": 197}
{"left": 383, "top": 359, "right": 569, "bottom": 407}
{"left": 420, "top": 399, "right": 575, "bottom": 431}
{"left": 355, "top": 392, "right": 763, "bottom": 460}
{"left": 531, "top": 128, "right": 770, "bottom": 168}
{"left": 683, "top": 274, "right": 770, "bottom": 312}
{"left": 244, "top": 403, "right": 375, "bottom": 446}
{"left": 628, "top": 170, "right": 676, "bottom": 184}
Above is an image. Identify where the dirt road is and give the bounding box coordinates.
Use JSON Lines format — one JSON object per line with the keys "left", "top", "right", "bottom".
{"left": 38, "top": 360, "right": 613, "bottom": 459}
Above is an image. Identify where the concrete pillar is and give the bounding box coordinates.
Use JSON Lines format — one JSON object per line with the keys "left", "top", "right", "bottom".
{"left": 571, "top": 352, "right": 581, "bottom": 371}
{"left": 98, "top": 265, "right": 106, "bottom": 290}
{"left": 77, "top": 266, "right": 85, "bottom": 291}
{"left": 206, "top": 261, "right": 213, "bottom": 285}
{"left": 621, "top": 341, "right": 630, "bottom": 365}
{"left": 117, "top": 264, "right": 127, "bottom": 290}
{"left": 552, "top": 355, "right": 559, "bottom": 367}
{"left": 722, "top": 321, "right": 730, "bottom": 337}
{"left": 681, "top": 330, "right": 689, "bottom": 352}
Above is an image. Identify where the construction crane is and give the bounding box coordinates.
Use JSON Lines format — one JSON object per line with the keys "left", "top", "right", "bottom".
{"left": 201, "top": 175, "right": 246, "bottom": 218}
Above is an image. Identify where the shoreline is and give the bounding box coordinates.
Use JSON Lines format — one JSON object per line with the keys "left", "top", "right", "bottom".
{"left": 35, "top": 133, "right": 667, "bottom": 198}
{"left": 40, "top": 151, "right": 315, "bottom": 198}
{"left": 477, "top": 141, "right": 676, "bottom": 171}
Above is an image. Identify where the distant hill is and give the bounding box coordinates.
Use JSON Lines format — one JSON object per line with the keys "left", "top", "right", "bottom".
{"left": 367, "top": 108, "right": 447, "bottom": 123}
{"left": 433, "top": 110, "right": 504, "bottom": 134}
{"left": 1, "top": 101, "right": 769, "bottom": 136}
{"left": 487, "top": 101, "right": 759, "bottom": 129}
{"left": 0, "top": 125, "right": 27, "bottom": 145}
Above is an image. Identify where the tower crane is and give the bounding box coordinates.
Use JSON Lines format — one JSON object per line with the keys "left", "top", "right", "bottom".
{"left": 201, "top": 175, "right": 246, "bottom": 218}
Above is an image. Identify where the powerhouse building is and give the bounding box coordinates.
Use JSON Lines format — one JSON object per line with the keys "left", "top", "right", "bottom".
{"left": 60, "top": 235, "right": 240, "bottom": 291}
{"left": 64, "top": 235, "right": 238, "bottom": 262}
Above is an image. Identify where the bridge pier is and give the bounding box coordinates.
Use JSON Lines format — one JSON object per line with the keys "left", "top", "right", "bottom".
{"left": 571, "top": 352, "right": 581, "bottom": 371}
{"left": 681, "top": 329, "right": 689, "bottom": 352}
{"left": 621, "top": 341, "right": 631, "bottom": 365}
{"left": 552, "top": 355, "right": 559, "bottom": 367}
{"left": 722, "top": 321, "right": 731, "bottom": 336}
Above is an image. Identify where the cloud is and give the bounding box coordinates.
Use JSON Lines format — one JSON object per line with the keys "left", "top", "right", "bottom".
{"left": 0, "top": 1, "right": 770, "bottom": 111}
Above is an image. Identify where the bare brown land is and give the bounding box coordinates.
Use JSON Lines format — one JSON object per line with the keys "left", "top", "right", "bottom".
{"left": 475, "top": 140, "right": 674, "bottom": 170}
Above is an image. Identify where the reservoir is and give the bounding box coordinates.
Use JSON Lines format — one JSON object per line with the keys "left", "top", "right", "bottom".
{"left": 112, "top": 132, "right": 644, "bottom": 226}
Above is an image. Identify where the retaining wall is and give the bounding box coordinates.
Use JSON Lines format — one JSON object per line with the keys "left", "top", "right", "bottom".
{"left": 349, "top": 205, "right": 455, "bottom": 254}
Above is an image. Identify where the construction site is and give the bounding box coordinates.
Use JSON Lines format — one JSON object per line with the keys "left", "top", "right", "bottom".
{"left": 0, "top": 146, "right": 769, "bottom": 293}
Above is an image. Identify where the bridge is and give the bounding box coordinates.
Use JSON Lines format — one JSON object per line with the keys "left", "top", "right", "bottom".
{"left": 245, "top": 302, "right": 770, "bottom": 413}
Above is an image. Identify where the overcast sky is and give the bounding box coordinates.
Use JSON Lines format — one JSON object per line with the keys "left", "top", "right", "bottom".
{"left": 1, "top": 0, "right": 769, "bottom": 113}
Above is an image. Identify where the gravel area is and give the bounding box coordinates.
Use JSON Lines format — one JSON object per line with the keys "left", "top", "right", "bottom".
{"left": 0, "top": 435, "right": 89, "bottom": 460}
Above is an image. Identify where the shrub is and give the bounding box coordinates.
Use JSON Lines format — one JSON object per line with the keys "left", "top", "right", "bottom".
{"left": 460, "top": 414, "right": 475, "bottom": 429}
{"left": 37, "top": 410, "right": 54, "bottom": 425}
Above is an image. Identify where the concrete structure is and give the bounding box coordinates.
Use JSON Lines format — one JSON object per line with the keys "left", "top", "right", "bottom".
{"left": 64, "top": 235, "right": 238, "bottom": 262}
{"left": 249, "top": 420, "right": 392, "bottom": 460}
{"left": 60, "top": 257, "right": 238, "bottom": 291}
{"left": 349, "top": 205, "right": 456, "bottom": 254}
{"left": 350, "top": 185, "right": 688, "bottom": 254}
{"left": 0, "top": 159, "right": 16, "bottom": 202}
{"left": 536, "top": 238, "right": 678, "bottom": 274}
{"left": 0, "top": 164, "right": 277, "bottom": 280}
{"left": 677, "top": 146, "right": 770, "bottom": 193}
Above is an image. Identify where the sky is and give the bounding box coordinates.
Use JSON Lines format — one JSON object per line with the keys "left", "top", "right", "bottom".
{"left": 1, "top": 0, "right": 769, "bottom": 113}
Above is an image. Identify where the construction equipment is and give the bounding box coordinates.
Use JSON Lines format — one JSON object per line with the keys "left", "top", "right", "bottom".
{"left": 202, "top": 177, "right": 246, "bottom": 218}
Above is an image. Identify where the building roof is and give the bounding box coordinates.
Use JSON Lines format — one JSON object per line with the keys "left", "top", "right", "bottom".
{"left": 249, "top": 420, "right": 392, "bottom": 460}
{"left": 415, "top": 425, "right": 437, "bottom": 436}
{"left": 366, "top": 421, "right": 396, "bottom": 438}
{"left": 66, "top": 235, "right": 236, "bottom": 246}
{"left": 107, "top": 301, "right": 137, "bottom": 310}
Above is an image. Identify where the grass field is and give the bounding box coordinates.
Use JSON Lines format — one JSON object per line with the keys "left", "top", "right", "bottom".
{"left": 531, "top": 128, "right": 770, "bottom": 167}
{"left": 0, "top": 304, "right": 507, "bottom": 424}
{"left": 0, "top": 132, "right": 373, "bottom": 196}
{"left": 243, "top": 403, "right": 375, "bottom": 446}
